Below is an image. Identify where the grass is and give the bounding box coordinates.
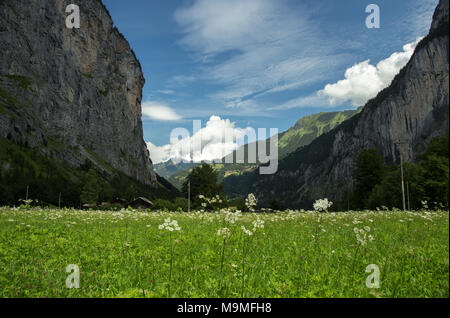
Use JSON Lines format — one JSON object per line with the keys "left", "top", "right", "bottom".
{"left": 0, "top": 208, "right": 448, "bottom": 298}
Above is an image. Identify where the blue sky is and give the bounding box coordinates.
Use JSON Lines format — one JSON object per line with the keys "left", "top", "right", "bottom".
{"left": 103, "top": 0, "right": 438, "bottom": 163}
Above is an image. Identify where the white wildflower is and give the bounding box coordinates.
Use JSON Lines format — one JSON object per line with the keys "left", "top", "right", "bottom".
{"left": 245, "top": 193, "right": 258, "bottom": 211}
{"left": 252, "top": 217, "right": 265, "bottom": 231}
{"left": 241, "top": 225, "right": 253, "bottom": 236}
{"left": 224, "top": 209, "right": 242, "bottom": 224}
{"left": 159, "top": 217, "right": 181, "bottom": 232}
{"left": 313, "top": 198, "right": 333, "bottom": 212}
{"left": 217, "top": 228, "right": 231, "bottom": 239}
{"left": 354, "top": 227, "right": 375, "bottom": 246}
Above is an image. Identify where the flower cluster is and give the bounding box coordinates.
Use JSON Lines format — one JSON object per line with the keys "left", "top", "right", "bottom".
{"left": 245, "top": 193, "right": 258, "bottom": 211}
{"left": 224, "top": 209, "right": 242, "bottom": 224}
{"left": 313, "top": 198, "right": 333, "bottom": 212}
{"left": 353, "top": 226, "right": 374, "bottom": 246}
{"left": 198, "top": 195, "right": 223, "bottom": 210}
{"left": 241, "top": 225, "right": 253, "bottom": 236}
{"left": 252, "top": 216, "right": 265, "bottom": 231}
{"left": 352, "top": 218, "right": 362, "bottom": 225}
{"left": 158, "top": 218, "right": 181, "bottom": 232}
{"left": 217, "top": 227, "right": 231, "bottom": 239}
{"left": 240, "top": 216, "right": 265, "bottom": 237}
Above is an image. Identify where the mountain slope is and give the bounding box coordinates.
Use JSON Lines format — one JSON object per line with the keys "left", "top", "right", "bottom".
{"left": 277, "top": 109, "right": 361, "bottom": 159}
{"left": 154, "top": 161, "right": 197, "bottom": 180}
{"left": 225, "top": 0, "right": 449, "bottom": 208}
{"left": 0, "top": 0, "right": 178, "bottom": 203}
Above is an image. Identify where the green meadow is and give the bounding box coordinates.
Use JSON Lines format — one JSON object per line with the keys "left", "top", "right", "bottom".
{"left": 0, "top": 208, "right": 448, "bottom": 298}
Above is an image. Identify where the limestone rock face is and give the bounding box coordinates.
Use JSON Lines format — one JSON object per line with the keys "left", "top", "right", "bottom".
{"left": 235, "top": 0, "right": 449, "bottom": 208}
{"left": 0, "top": 0, "right": 157, "bottom": 185}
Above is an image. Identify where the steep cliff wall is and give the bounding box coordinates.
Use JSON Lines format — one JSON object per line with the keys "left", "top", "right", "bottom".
{"left": 227, "top": 0, "right": 449, "bottom": 208}
{"left": 0, "top": 0, "right": 157, "bottom": 186}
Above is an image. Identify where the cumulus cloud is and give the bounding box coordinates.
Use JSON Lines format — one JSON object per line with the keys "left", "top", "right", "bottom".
{"left": 142, "top": 101, "right": 182, "bottom": 121}
{"left": 320, "top": 38, "right": 422, "bottom": 106}
{"left": 147, "top": 116, "right": 255, "bottom": 164}
{"left": 147, "top": 142, "right": 173, "bottom": 165}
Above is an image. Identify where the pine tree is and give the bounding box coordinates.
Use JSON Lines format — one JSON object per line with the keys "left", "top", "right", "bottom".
{"left": 182, "top": 164, "right": 223, "bottom": 208}
{"left": 352, "top": 149, "right": 385, "bottom": 209}
{"left": 80, "top": 169, "right": 100, "bottom": 205}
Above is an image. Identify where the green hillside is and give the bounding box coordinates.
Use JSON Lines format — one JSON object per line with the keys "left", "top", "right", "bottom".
{"left": 154, "top": 161, "right": 197, "bottom": 180}
{"left": 278, "top": 109, "right": 360, "bottom": 158}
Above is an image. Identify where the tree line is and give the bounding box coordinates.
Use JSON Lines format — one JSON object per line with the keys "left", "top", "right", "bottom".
{"left": 2, "top": 134, "right": 447, "bottom": 211}
{"left": 340, "top": 135, "right": 449, "bottom": 211}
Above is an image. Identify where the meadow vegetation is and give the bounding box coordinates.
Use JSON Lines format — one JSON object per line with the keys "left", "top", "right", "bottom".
{"left": 0, "top": 206, "right": 448, "bottom": 298}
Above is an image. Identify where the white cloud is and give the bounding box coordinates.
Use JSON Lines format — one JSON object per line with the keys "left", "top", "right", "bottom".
{"left": 173, "top": 0, "right": 437, "bottom": 112}
{"left": 320, "top": 38, "right": 423, "bottom": 106}
{"left": 175, "top": 0, "right": 283, "bottom": 55}
{"left": 147, "top": 116, "right": 255, "bottom": 164}
{"left": 157, "top": 89, "right": 175, "bottom": 95}
{"left": 168, "top": 75, "right": 197, "bottom": 87}
{"left": 142, "top": 101, "right": 182, "bottom": 121}
{"left": 147, "top": 142, "right": 173, "bottom": 165}
{"left": 270, "top": 37, "right": 425, "bottom": 111}
{"left": 174, "top": 0, "right": 344, "bottom": 108}
{"left": 269, "top": 93, "right": 330, "bottom": 111}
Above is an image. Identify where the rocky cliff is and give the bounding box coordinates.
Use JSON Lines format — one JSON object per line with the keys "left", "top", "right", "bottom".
{"left": 226, "top": 0, "right": 449, "bottom": 208}
{"left": 0, "top": 0, "right": 157, "bottom": 186}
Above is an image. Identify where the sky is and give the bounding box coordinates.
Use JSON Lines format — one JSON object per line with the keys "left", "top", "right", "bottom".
{"left": 102, "top": 0, "right": 438, "bottom": 164}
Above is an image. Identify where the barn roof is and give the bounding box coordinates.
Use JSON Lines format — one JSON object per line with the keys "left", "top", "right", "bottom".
{"left": 128, "top": 197, "right": 153, "bottom": 206}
